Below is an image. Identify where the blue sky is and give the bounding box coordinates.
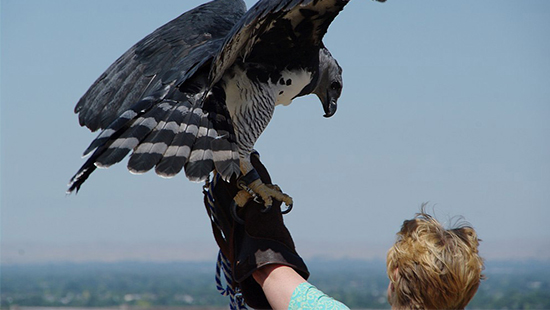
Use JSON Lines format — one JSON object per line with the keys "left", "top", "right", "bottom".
{"left": 2, "top": 0, "right": 549, "bottom": 264}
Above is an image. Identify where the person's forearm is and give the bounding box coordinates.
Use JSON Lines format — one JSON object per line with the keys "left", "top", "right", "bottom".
{"left": 253, "top": 264, "right": 307, "bottom": 309}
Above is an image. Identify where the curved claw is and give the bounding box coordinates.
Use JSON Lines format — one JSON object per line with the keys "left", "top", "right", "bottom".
{"left": 260, "top": 204, "right": 272, "bottom": 213}
{"left": 281, "top": 203, "right": 293, "bottom": 215}
{"left": 230, "top": 200, "right": 245, "bottom": 225}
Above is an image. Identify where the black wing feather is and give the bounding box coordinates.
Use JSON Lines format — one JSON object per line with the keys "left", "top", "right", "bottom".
{"left": 209, "top": 0, "right": 350, "bottom": 85}
{"left": 75, "top": 0, "right": 247, "bottom": 132}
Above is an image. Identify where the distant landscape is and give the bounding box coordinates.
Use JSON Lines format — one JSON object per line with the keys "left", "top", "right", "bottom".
{"left": 2, "top": 259, "right": 549, "bottom": 309}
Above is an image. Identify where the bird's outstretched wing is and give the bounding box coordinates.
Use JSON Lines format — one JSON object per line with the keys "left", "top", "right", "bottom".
{"left": 74, "top": 0, "right": 247, "bottom": 132}
{"left": 209, "top": 0, "right": 350, "bottom": 86}
{"left": 69, "top": 0, "right": 246, "bottom": 193}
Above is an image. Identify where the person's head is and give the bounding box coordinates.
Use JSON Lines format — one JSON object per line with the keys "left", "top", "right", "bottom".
{"left": 386, "top": 207, "right": 484, "bottom": 309}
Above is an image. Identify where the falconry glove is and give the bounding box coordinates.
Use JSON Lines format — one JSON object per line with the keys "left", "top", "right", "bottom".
{"left": 206, "top": 152, "right": 309, "bottom": 309}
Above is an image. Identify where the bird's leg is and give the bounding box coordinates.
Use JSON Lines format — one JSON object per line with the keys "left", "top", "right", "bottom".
{"left": 235, "top": 155, "right": 293, "bottom": 209}
{"left": 233, "top": 186, "right": 253, "bottom": 208}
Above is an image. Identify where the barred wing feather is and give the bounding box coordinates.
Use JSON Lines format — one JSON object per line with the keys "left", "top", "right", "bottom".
{"left": 68, "top": 90, "right": 239, "bottom": 193}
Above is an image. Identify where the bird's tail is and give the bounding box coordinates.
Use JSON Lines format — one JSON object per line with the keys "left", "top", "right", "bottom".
{"left": 67, "top": 90, "right": 240, "bottom": 193}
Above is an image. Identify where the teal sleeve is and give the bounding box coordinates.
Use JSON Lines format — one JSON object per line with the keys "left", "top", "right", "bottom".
{"left": 288, "top": 282, "right": 350, "bottom": 310}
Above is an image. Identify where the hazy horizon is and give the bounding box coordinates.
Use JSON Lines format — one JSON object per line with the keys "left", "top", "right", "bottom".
{"left": 4, "top": 236, "right": 549, "bottom": 265}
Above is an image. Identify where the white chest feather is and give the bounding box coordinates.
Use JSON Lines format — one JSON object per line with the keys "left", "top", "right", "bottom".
{"left": 223, "top": 68, "right": 260, "bottom": 118}
{"left": 221, "top": 67, "right": 312, "bottom": 155}
{"left": 223, "top": 67, "right": 312, "bottom": 119}
{"left": 272, "top": 69, "right": 312, "bottom": 106}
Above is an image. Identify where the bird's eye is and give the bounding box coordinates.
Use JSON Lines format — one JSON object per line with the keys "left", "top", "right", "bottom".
{"left": 330, "top": 81, "right": 341, "bottom": 91}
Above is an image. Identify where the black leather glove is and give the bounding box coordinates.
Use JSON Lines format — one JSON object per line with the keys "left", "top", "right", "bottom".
{"left": 205, "top": 152, "right": 309, "bottom": 309}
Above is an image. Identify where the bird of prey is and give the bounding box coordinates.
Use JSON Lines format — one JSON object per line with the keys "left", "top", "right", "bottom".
{"left": 68, "top": 0, "right": 372, "bottom": 208}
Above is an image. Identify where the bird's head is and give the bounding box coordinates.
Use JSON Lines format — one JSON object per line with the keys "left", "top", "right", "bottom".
{"left": 314, "top": 47, "right": 343, "bottom": 118}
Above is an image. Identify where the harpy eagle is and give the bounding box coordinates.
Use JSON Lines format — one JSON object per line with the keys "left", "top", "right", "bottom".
{"left": 68, "top": 0, "right": 381, "bottom": 207}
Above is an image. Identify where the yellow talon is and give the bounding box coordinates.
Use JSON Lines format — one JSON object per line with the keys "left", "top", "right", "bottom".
{"left": 237, "top": 158, "right": 293, "bottom": 209}
{"left": 234, "top": 189, "right": 252, "bottom": 208}
{"left": 248, "top": 179, "right": 293, "bottom": 208}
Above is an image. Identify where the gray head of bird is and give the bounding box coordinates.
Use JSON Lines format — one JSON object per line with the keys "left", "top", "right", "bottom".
{"left": 314, "top": 47, "right": 343, "bottom": 118}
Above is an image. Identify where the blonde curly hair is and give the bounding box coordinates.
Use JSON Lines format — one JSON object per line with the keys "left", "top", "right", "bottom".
{"left": 386, "top": 206, "right": 484, "bottom": 309}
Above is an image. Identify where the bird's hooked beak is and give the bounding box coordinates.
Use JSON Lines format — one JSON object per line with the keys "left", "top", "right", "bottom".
{"left": 322, "top": 90, "right": 338, "bottom": 118}
{"left": 317, "top": 79, "right": 342, "bottom": 118}
{"left": 314, "top": 47, "right": 343, "bottom": 118}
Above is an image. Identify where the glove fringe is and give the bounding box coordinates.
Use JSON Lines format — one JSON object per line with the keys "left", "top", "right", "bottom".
{"left": 205, "top": 174, "right": 248, "bottom": 310}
